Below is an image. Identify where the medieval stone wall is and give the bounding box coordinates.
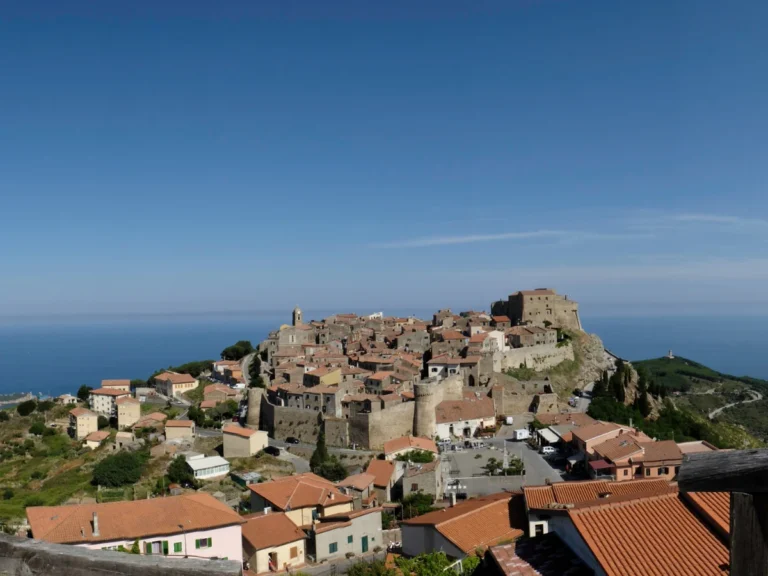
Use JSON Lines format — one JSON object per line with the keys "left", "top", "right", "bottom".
{"left": 262, "top": 402, "right": 321, "bottom": 443}
{"left": 493, "top": 343, "right": 574, "bottom": 372}
{"left": 325, "top": 417, "right": 350, "bottom": 447}
{"left": 364, "top": 401, "right": 415, "bottom": 450}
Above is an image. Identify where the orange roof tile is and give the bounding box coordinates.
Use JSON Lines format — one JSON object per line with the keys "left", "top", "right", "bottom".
{"left": 249, "top": 473, "right": 352, "bottom": 510}
{"left": 383, "top": 436, "right": 438, "bottom": 456}
{"left": 90, "top": 388, "right": 130, "bottom": 397}
{"left": 101, "top": 379, "right": 130, "bottom": 387}
{"left": 69, "top": 408, "right": 96, "bottom": 418}
{"left": 592, "top": 434, "right": 643, "bottom": 462}
{"left": 569, "top": 493, "right": 729, "bottom": 576}
{"left": 84, "top": 430, "right": 110, "bottom": 443}
{"left": 535, "top": 413, "right": 596, "bottom": 428}
{"left": 524, "top": 479, "right": 676, "bottom": 510}
{"left": 491, "top": 316, "right": 511, "bottom": 323}
{"left": 404, "top": 493, "right": 526, "bottom": 553}
{"left": 571, "top": 422, "right": 623, "bottom": 443}
{"left": 115, "top": 396, "right": 139, "bottom": 406}
{"left": 638, "top": 440, "right": 683, "bottom": 463}
{"left": 200, "top": 399, "right": 219, "bottom": 409}
{"left": 154, "top": 371, "right": 197, "bottom": 384}
{"left": 367, "top": 371, "right": 394, "bottom": 381}
{"left": 27, "top": 493, "right": 243, "bottom": 545}
{"left": 223, "top": 424, "right": 257, "bottom": 438}
{"left": 683, "top": 492, "right": 730, "bottom": 537}
{"left": 337, "top": 473, "right": 376, "bottom": 491}
{"left": 241, "top": 511, "right": 306, "bottom": 550}
{"left": 366, "top": 459, "right": 395, "bottom": 488}
{"left": 165, "top": 419, "right": 194, "bottom": 428}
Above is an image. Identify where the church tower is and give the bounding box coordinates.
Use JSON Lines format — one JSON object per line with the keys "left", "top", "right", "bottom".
{"left": 292, "top": 306, "right": 303, "bottom": 326}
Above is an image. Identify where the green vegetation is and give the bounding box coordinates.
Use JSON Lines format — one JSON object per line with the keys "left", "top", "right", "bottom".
{"left": 16, "top": 400, "right": 36, "bottom": 417}
{"left": 92, "top": 451, "right": 150, "bottom": 487}
{"left": 188, "top": 399, "right": 238, "bottom": 428}
{"left": 347, "top": 559, "right": 395, "bottom": 576}
{"left": 483, "top": 456, "right": 524, "bottom": 476}
{"left": 248, "top": 355, "right": 265, "bottom": 388}
{"left": 718, "top": 399, "right": 768, "bottom": 443}
{"left": 395, "top": 551, "right": 480, "bottom": 576}
{"left": 97, "top": 416, "right": 110, "bottom": 430}
{"left": 310, "top": 427, "right": 348, "bottom": 481}
{"left": 394, "top": 449, "right": 434, "bottom": 463}
{"left": 166, "top": 455, "right": 197, "bottom": 488}
{"left": 220, "top": 340, "right": 254, "bottom": 361}
{"left": 505, "top": 365, "right": 537, "bottom": 381}
{"left": 77, "top": 385, "right": 93, "bottom": 402}
{"left": 633, "top": 355, "right": 760, "bottom": 394}
{"left": 150, "top": 360, "right": 213, "bottom": 381}
{"left": 400, "top": 492, "right": 437, "bottom": 520}
{"left": 36, "top": 400, "right": 54, "bottom": 412}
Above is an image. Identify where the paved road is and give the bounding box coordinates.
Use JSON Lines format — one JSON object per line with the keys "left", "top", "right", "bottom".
{"left": 197, "top": 429, "right": 223, "bottom": 438}
{"left": 709, "top": 389, "right": 763, "bottom": 419}
{"left": 278, "top": 451, "right": 311, "bottom": 473}
{"left": 575, "top": 381, "right": 595, "bottom": 413}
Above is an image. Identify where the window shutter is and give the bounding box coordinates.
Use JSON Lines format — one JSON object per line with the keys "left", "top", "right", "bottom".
{"left": 145, "top": 543, "right": 152, "bottom": 555}
{"left": 195, "top": 539, "right": 200, "bottom": 549}
{"left": 162, "top": 541, "right": 169, "bottom": 556}
{"left": 207, "top": 537, "right": 212, "bottom": 548}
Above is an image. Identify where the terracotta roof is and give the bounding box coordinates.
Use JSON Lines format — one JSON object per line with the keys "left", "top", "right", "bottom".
{"left": 571, "top": 422, "right": 623, "bottom": 444}
{"left": 569, "top": 493, "right": 729, "bottom": 576}
{"left": 200, "top": 400, "right": 219, "bottom": 409}
{"left": 401, "top": 391, "right": 415, "bottom": 400}
{"left": 249, "top": 473, "right": 352, "bottom": 510}
{"left": 223, "top": 424, "right": 257, "bottom": 438}
{"left": 491, "top": 316, "right": 511, "bottom": 323}
{"left": 214, "top": 359, "right": 240, "bottom": 367}
{"left": 534, "top": 413, "right": 596, "bottom": 428}
{"left": 337, "top": 473, "right": 376, "bottom": 491}
{"left": 367, "top": 371, "right": 394, "bottom": 381}
{"left": 84, "top": 430, "right": 110, "bottom": 443}
{"left": 383, "top": 436, "right": 438, "bottom": 455}
{"left": 677, "top": 440, "right": 718, "bottom": 454}
{"left": 241, "top": 511, "right": 306, "bottom": 550}
{"left": 488, "top": 533, "right": 592, "bottom": 576}
{"left": 592, "top": 434, "right": 643, "bottom": 462}
{"left": 27, "top": 493, "right": 244, "bottom": 545}
{"left": 435, "top": 397, "right": 495, "bottom": 424}
{"left": 204, "top": 383, "right": 237, "bottom": 396}
{"left": 683, "top": 492, "right": 730, "bottom": 537}
{"left": 524, "top": 479, "right": 676, "bottom": 510}
{"left": 154, "top": 371, "right": 197, "bottom": 384}
{"left": 638, "top": 440, "right": 683, "bottom": 463}
{"left": 115, "top": 396, "right": 139, "bottom": 406}
{"left": 165, "top": 419, "right": 194, "bottom": 428}
{"left": 441, "top": 331, "right": 466, "bottom": 341}
{"left": 403, "top": 493, "right": 526, "bottom": 553}
{"left": 404, "top": 460, "right": 440, "bottom": 477}
{"left": 366, "top": 459, "right": 395, "bottom": 488}
{"left": 90, "top": 388, "right": 130, "bottom": 397}
{"left": 306, "top": 367, "right": 340, "bottom": 378}
{"left": 69, "top": 408, "right": 96, "bottom": 418}
{"left": 469, "top": 333, "right": 490, "bottom": 343}
{"left": 133, "top": 412, "right": 168, "bottom": 428}
{"left": 101, "top": 379, "right": 130, "bottom": 387}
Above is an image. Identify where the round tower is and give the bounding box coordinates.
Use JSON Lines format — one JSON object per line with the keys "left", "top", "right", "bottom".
{"left": 246, "top": 387, "right": 265, "bottom": 429}
{"left": 413, "top": 382, "right": 439, "bottom": 439}
{"left": 292, "top": 306, "right": 303, "bottom": 326}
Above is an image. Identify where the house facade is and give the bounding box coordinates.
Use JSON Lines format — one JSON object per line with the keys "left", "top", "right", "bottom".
{"left": 165, "top": 420, "right": 195, "bottom": 440}
{"left": 69, "top": 408, "right": 99, "bottom": 440}
{"left": 242, "top": 511, "right": 307, "bottom": 574}
{"left": 89, "top": 388, "right": 130, "bottom": 417}
{"left": 116, "top": 396, "right": 141, "bottom": 430}
{"left": 222, "top": 425, "right": 268, "bottom": 458}
{"left": 154, "top": 372, "right": 198, "bottom": 398}
{"left": 311, "top": 507, "right": 383, "bottom": 562}
{"left": 435, "top": 397, "right": 496, "bottom": 440}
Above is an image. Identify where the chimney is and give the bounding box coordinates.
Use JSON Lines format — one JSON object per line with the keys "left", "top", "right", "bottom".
{"left": 263, "top": 506, "right": 271, "bottom": 515}
{"left": 92, "top": 513, "right": 100, "bottom": 537}
{"left": 450, "top": 493, "right": 456, "bottom": 507}
{"left": 329, "top": 492, "right": 335, "bottom": 501}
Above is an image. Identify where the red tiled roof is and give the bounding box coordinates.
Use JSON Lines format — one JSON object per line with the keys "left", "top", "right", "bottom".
{"left": 491, "top": 316, "right": 511, "bottom": 323}
{"left": 90, "top": 388, "right": 130, "bottom": 397}
{"left": 154, "top": 372, "right": 197, "bottom": 384}
{"left": 223, "top": 424, "right": 258, "bottom": 438}
{"left": 534, "top": 413, "right": 596, "bottom": 428}
{"left": 366, "top": 459, "right": 395, "bottom": 488}
{"left": 165, "top": 419, "right": 194, "bottom": 428}
{"left": 592, "top": 434, "right": 643, "bottom": 462}
{"left": 241, "top": 511, "right": 306, "bottom": 550}
{"left": 403, "top": 493, "right": 526, "bottom": 553}
{"left": 84, "top": 430, "right": 110, "bottom": 443}
{"left": 27, "top": 493, "right": 244, "bottom": 545}
{"left": 69, "top": 408, "right": 96, "bottom": 418}
{"left": 683, "top": 492, "right": 730, "bottom": 537}
{"left": 115, "top": 396, "right": 139, "bottom": 406}
{"left": 101, "top": 379, "right": 130, "bottom": 387}
{"left": 571, "top": 422, "right": 623, "bottom": 443}
{"left": 367, "top": 371, "right": 394, "bottom": 381}
{"left": 249, "top": 473, "right": 352, "bottom": 510}
{"left": 638, "top": 440, "right": 683, "bottom": 463}
{"left": 383, "top": 436, "right": 438, "bottom": 456}
{"left": 441, "top": 331, "right": 466, "bottom": 341}
{"left": 569, "top": 493, "right": 729, "bottom": 576}
{"left": 337, "top": 473, "right": 375, "bottom": 491}
{"left": 524, "top": 479, "right": 676, "bottom": 510}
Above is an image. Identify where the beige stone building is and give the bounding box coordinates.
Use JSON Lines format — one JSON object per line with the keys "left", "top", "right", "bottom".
{"left": 403, "top": 460, "right": 443, "bottom": 501}
{"left": 116, "top": 396, "right": 141, "bottom": 430}
{"left": 101, "top": 379, "right": 131, "bottom": 392}
{"left": 154, "top": 372, "right": 198, "bottom": 398}
{"left": 204, "top": 383, "right": 240, "bottom": 403}
{"left": 491, "top": 288, "right": 581, "bottom": 331}
{"left": 164, "top": 420, "right": 195, "bottom": 440}
{"left": 222, "top": 425, "right": 268, "bottom": 458}
{"left": 241, "top": 512, "right": 306, "bottom": 574}
{"left": 83, "top": 430, "right": 110, "bottom": 450}
{"left": 89, "top": 388, "right": 130, "bottom": 417}
{"left": 303, "top": 367, "right": 341, "bottom": 387}
{"left": 69, "top": 407, "right": 98, "bottom": 440}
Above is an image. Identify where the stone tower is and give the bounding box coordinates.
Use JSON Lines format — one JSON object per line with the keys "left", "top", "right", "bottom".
{"left": 246, "top": 387, "right": 264, "bottom": 429}
{"left": 413, "top": 382, "right": 439, "bottom": 439}
{"left": 293, "top": 306, "right": 303, "bottom": 326}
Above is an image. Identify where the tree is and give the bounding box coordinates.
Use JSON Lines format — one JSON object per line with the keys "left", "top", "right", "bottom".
{"left": 188, "top": 405, "right": 205, "bottom": 427}
{"left": 310, "top": 428, "right": 330, "bottom": 471}
{"left": 0, "top": 411, "right": 10, "bottom": 422}
{"left": 16, "top": 400, "right": 37, "bottom": 417}
{"left": 77, "top": 385, "right": 93, "bottom": 402}
{"left": 400, "top": 493, "right": 436, "bottom": 519}
{"left": 610, "top": 370, "right": 625, "bottom": 403}
{"left": 396, "top": 551, "right": 453, "bottom": 576}
{"left": 167, "top": 455, "right": 197, "bottom": 487}
{"left": 315, "top": 458, "right": 348, "bottom": 482}
{"left": 36, "top": 400, "right": 54, "bottom": 412}
{"left": 347, "top": 560, "right": 396, "bottom": 576}
{"left": 395, "top": 450, "right": 434, "bottom": 464}
{"left": 130, "top": 379, "right": 147, "bottom": 389}
{"left": 97, "top": 416, "right": 109, "bottom": 430}
{"left": 220, "top": 340, "right": 254, "bottom": 361}
{"left": 29, "top": 421, "right": 46, "bottom": 436}
{"left": 248, "top": 354, "right": 262, "bottom": 385}
{"left": 92, "top": 451, "right": 147, "bottom": 487}
{"left": 250, "top": 375, "right": 266, "bottom": 389}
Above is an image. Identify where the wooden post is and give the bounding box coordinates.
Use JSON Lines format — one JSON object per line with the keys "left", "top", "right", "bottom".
{"left": 678, "top": 448, "right": 768, "bottom": 576}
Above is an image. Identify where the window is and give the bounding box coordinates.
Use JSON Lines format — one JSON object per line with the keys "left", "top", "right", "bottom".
{"left": 675, "top": 466, "right": 680, "bottom": 476}
{"left": 645, "top": 468, "right": 651, "bottom": 477}
{"left": 290, "top": 546, "right": 298, "bottom": 559}
{"left": 195, "top": 538, "right": 212, "bottom": 550}
{"left": 535, "top": 524, "right": 544, "bottom": 536}
{"left": 411, "top": 483, "right": 418, "bottom": 491}
{"left": 174, "top": 542, "right": 182, "bottom": 553}
{"left": 329, "top": 542, "right": 338, "bottom": 554}
{"left": 348, "top": 535, "right": 353, "bottom": 544}
{"left": 623, "top": 469, "right": 628, "bottom": 477}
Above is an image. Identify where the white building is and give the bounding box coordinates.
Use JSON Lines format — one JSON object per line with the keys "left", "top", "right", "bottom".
{"left": 89, "top": 388, "right": 130, "bottom": 417}
{"left": 186, "top": 454, "right": 231, "bottom": 480}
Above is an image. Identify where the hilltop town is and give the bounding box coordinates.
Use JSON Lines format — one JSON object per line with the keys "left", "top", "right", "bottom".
{"left": 0, "top": 288, "right": 762, "bottom": 575}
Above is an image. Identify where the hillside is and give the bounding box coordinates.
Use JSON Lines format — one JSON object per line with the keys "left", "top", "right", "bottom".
{"left": 634, "top": 355, "right": 768, "bottom": 443}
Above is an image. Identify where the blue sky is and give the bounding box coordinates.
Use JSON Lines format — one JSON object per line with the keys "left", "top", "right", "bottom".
{"left": 1, "top": 1, "right": 767, "bottom": 318}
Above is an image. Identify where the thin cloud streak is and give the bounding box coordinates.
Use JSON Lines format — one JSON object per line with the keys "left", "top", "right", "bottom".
{"left": 372, "top": 229, "right": 565, "bottom": 248}
{"left": 671, "top": 213, "right": 768, "bottom": 227}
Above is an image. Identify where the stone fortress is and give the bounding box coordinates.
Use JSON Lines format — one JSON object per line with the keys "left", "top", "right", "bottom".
{"left": 246, "top": 289, "right": 605, "bottom": 450}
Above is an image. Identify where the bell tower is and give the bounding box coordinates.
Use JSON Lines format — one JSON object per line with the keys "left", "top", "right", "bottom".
{"left": 292, "top": 306, "right": 303, "bottom": 326}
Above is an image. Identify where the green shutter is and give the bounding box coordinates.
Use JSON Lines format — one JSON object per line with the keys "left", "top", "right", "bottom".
{"left": 195, "top": 539, "right": 200, "bottom": 549}
{"left": 145, "top": 543, "right": 152, "bottom": 555}
{"left": 162, "top": 541, "right": 169, "bottom": 556}
{"left": 207, "top": 537, "right": 212, "bottom": 548}
{"left": 174, "top": 542, "right": 182, "bottom": 553}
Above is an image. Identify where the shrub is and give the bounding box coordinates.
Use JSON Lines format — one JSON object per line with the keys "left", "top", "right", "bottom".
{"left": 97, "top": 416, "right": 110, "bottom": 430}
{"left": 395, "top": 450, "right": 434, "bottom": 464}
{"left": 2, "top": 489, "right": 13, "bottom": 500}
{"left": 16, "top": 400, "right": 37, "bottom": 417}
{"left": 36, "top": 400, "right": 55, "bottom": 412}
{"left": 0, "top": 411, "right": 10, "bottom": 422}
{"left": 25, "top": 495, "right": 44, "bottom": 507}
{"left": 92, "top": 451, "right": 149, "bottom": 487}
{"left": 29, "top": 421, "right": 46, "bottom": 436}
{"left": 346, "top": 552, "right": 356, "bottom": 559}
{"left": 30, "top": 470, "right": 46, "bottom": 480}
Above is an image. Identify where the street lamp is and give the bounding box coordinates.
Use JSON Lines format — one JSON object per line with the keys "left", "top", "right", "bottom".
{"left": 178, "top": 524, "right": 188, "bottom": 558}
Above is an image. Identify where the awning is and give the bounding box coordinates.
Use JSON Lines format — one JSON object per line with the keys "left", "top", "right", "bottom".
{"left": 589, "top": 459, "right": 613, "bottom": 471}
{"left": 567, "top": 454, "right": 583, "bottom": 465}
{"left": 538, "top": 428, "right": 560, "bottom": 444}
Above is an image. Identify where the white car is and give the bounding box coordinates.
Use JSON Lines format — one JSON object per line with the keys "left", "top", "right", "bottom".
{"left": 541, "top": 446, "right": 557, "bottom": 457}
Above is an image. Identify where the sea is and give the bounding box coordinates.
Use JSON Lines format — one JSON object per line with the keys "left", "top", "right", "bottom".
{"left": 0, "top": 312, "right": 767, "bottom": 397}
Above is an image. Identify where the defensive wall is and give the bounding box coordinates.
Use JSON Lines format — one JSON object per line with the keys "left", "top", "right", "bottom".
{"left": 493, "top": 343, "right": 573, "bottom": 373}
{"left": 350, "top": 401, "right": 415, "bottom": 450}
{"left": 0, "top": 534, "right": 240, "bottom": 576}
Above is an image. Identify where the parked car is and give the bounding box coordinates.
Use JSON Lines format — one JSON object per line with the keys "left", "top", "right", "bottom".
{"left": 286, "top": 437, "right": 300, "bottom": 444}
{"left": 541, "top": 446, "right": 557, "bottom": 457}
{"left": 264, "top": 446, "right": 280, "bottom": 456}
{"left": 451, "top": 444, "right": 464, "bottom": 452}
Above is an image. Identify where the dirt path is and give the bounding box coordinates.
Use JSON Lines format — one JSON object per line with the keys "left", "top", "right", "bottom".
{"left": 708, "top": 389, "right": 763, "bottom": 420}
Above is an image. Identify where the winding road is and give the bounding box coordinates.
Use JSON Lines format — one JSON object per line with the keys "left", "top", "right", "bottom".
{"left": 241, "top": 352, "right": 256, "bottom": 387}
{"left": 708, "top": 389, "right": 763, "bottom": 420}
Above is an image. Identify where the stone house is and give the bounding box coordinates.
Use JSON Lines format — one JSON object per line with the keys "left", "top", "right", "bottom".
{"left": 491, "top": 288, "right": 581, "bottom": 331}
{"left": 491, "top": 316, "right": 511, "bottom": 329}
{"left": 56, "top": 394, "right": 79, "bottom": 405}
{"left": 506, "top": 326, "right": 557, "bottom": 348}
{"left": 222, "top": 425, "right": 268, "bottom": 458}
{"left": 132, "top": 412, "right": 167, "bottom": 433}
{"left": 570, "top": 422, "right": 638, "bottom": 457}
{"left": 303, "top": 367, "right": 342, "bottom": 387}
{"left": 366, "top": 459, "right": 396, "bottom": 502}
{"left": 311, "top": 507, "right": 383, "bottom": 562}
{"left": 84, "top": 430, "right": 110, "bottom": 450}
{"left": 164, "top": 420, "right": 195, "bottom": 440}
{"left": 403, "top": 461, "right": 443, "bottom": 501}
{"left": 69, "top": 407, "right": 98, "bottom": 440}
{"left": 212, "top": 359, "right": 240, "bottom": 380}
{"left": 26, "top": 492, "right": 246, "bottom": 564}
{"left": 89, "top": 388, "right": 130, "bottom": 417}
{"left": 336, "top": 473, "right": 377, "bottom": 509}
{"left": 116, "top": 396, "right": 141, "bottom": 430}
{"left": 241, "top": 511, "right": 307, "bottom": 574}
{"left": 364, "top": 372, "right": 394, "bottom": 393}
{"left": 383, "top": 436, "right": 438, "bottom": 461}
{"left": 153, "top": 372, "right": 198, "bottom": 398}
{"left": 589, "top": 436, "right": 683, "bottom": 482}
{"left": 395, "top": 330, "right": 430, "bottom": 353}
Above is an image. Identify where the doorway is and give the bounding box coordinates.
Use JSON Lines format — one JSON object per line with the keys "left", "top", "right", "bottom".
{"left": 361, "top": 536, "right": 369, "bottom": 553}
{"left": 268, "top": 552, "right": 278, "bottom": 572}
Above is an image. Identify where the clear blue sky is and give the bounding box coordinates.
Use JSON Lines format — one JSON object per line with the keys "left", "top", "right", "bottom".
{"left": 2, "top": 1, "right": 767, "bottom": 318}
